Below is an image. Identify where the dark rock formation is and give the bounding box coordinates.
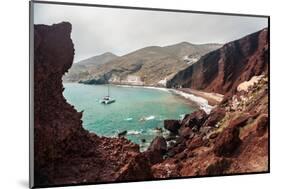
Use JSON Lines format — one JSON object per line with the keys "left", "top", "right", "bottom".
{"left": 33, "top": 22, "right": 153, "bottom": 187}
{"left": 228, "top": 114, "right": 252, "bottom": 128}
{"left": 118, "top": 130, "right": 127, "bottom": 137}
{"left": 205, "top": 158, "right": 232, "bottom": 175}
{"left": 164, "top": 120, "right": 181, "bottom": 134}
{"left": 115, "top": 154, "right": 153, "bottom": 181}
{"left": 181, "top": 110, "right": 207, "bottom": 129}
{"left": 203, "top": 108, "right": 226, "bottom": 127}
{"left": 213, "top": 126, "right": 241, "bottom": 157}
{"left": 256, "top": 114, "right": 268, "bottom": 136}
{"left": 148, "top": 136, "right": 167, "bottom": 154}
{"left": 145, "top": 136, "right": 167, "bottom": 164}
{"left": 153, "top": 74, "right": 268, "bottom": 177}
{"left": 153, "top": 28, "right": 268, "bottom": 179}
{"left": 178, "top": 127, "right": 193, "bottom": 138}
{"left": 187, "top": 135, "right": 205, "bottom": 151}
{"left": 166, "top": 28, "right": 268, "bottom": 95}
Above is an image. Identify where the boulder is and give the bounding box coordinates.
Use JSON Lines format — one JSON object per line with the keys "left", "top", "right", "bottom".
{"left": 214, "top": 126, "right": 241, "bottom": 157}
{"left": 181, "top": 110, "right": 207, "bottom": 129}
{"left": 178, "top": 127, "right": 193, "bottom": 138}
{"left": 164, "top": 120, "right": 181, "bottom": 134}
{"left": 256, "top": 114, "right": 268, "bottom": 136}
{"left": 116, "top": 153, "right": 153, "bottom": 181}
{"left": 148, "top": 136, "right": 167, "bottom": 154}
{"left": 146, "top": 136, "right": 167, "bottom": 164}
{"left": 205, "top": 158, "right": 232, "bottom": 175}
{"left": 165, "top": 134, "right": 177, "bottom": 141}
{"left": 203, "top": 108, "right": 226, "bottom": 127}
{"left": 167, "top": 142, "right": 186, "bottom": 157}
{"left": 118, "top": 130, "right": 127, "bottom": 137}
{"left": 187, "top": 136, "right": 204, "bottom": 151}
{"left": 229, "top": 114, "right": 252, "bottom": 128}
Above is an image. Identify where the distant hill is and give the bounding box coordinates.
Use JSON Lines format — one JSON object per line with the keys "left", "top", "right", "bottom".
{"left": 63, "top": 52, "right": 118, "bottom": 82}
{"left": 73, "top": 42, "right": 221, "bottom": 86}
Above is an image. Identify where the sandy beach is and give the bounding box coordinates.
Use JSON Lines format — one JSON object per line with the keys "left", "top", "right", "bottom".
{"left": 178, "top": 88, "right": 224, "bottom": 106}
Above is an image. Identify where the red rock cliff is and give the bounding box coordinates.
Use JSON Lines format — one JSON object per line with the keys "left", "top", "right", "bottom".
{"left": 33, "top": 22, "right": 153, "bottom": 187}
{"left": 167, "top": 28, "right": 268, "bottom": 95}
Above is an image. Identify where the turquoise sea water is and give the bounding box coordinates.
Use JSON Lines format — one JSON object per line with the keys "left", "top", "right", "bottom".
{"left": 63, "top": 83, "right": 196, "bottom": 149}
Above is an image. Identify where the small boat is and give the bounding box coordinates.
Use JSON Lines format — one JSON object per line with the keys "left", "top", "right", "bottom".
{"left": 99, "top": 84, "right": 116, "bottom": 104}
{"left": 99, "top": 96, "right": 115, "bottom": 104}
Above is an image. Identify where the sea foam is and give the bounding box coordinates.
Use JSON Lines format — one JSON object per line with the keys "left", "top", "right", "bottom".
{"left": 145, "top": 115, "right": 155, "bottom": 120}
{"left": 127, "top": 130, "right": 142, "bottom": 135}
{"left": 170, "top": 89, "right": 213, "bottom": 114}
{"left": 124, "top": 117, "right": 133, "bottom": 121}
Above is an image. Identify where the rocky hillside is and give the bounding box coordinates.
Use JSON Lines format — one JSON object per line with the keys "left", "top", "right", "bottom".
{"left": 167, "top": 28, "right": 268, "bottom": 95}
{"left": 33, "top": 22, "right": 153, "bottom": 187}
{"left": 152, "top": 75, "right": 268, "bottom": 177}
{"left": 63, "top": 52, "right": 118, "bottom": 82}
{"left": 75, "top": 42, "right": 221, "bottom": 86}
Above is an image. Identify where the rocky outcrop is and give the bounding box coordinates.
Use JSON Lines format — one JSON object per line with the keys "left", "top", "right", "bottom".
{"left": 164, "top": 120, "right": 181, "bottom": 134}
{"left": 181, "top": 110, "right": 207, "bottom": 130}
{"left": 213, "top": 125, "right": 241, "bottom": 157}
{"left": 33, "top": 22, "right": 153, "bottom": 187}
{"left": 166, "top": 28, "right": 268, "bottom": 95}
{"left": 154, "top": 75, "right": 268, "bottom": 177}
{"left": 203, "top": 108, "right": 226, "bottom": 127}
{"left": 148, "top": 136, "right": 167, "bottom": 154}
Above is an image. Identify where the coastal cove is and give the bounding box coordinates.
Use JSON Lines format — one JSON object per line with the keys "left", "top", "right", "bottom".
{"left": 33, "top": 22, "right": 268, "bottom": 186}
{"left": 63, "top": 83, "right": 213, "bottom": 150}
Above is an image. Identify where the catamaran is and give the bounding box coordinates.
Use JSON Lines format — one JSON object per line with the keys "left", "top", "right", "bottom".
{"left": 99, "top": 84, "right": 116, "bottom": 104}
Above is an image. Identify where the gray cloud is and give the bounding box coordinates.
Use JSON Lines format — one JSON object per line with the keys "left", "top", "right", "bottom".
{"left": 33, "top": 3, "right": 268, "bottom": 62}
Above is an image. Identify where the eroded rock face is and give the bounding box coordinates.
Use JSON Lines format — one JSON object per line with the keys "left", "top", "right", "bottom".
{"left": 145, "top": 136, "right": 168, "bottom": 165}
{"left": 167, "top": 28, "right": 268, "bottom": 95}
{"left": 213, "top": 126, "right": 241, "bottom": 157}
{"left": 33, "top": 22, "right": 153, "bottom": 186}
{"left": 181, "top": 110, "right": 207, "bottom": 130}
{"left": 154, "top": 74, "right": 269, "bottom": 178}
{"left": 148, "top": 136, "right": 167, "bottom": 153}
{"left": 164, "top": 120, "right": 181, "bottom": 134}
{"left": 203, "top": 108, "right": 226, "bottom": 127}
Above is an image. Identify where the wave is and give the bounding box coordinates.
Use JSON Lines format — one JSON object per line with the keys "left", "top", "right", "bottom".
{"left": 139, "top": 115, "right": 156, "bottom": 121}
{"left": 170, "top": 89, "right": 213, "bottom": 114}
{"left": 115, "top": 84, "right": 213, "bottom": 114}
{"left": 179, "top": 114, "right": 185, "bottom": 120}
{"left": 124, "top": 117, "right": 133, "bottom": 121}
{"left": 145, "top": 115, "right": 155, "bottom": 120}
{"left": 127, "top": 130, "right": 142, "bottom": 135}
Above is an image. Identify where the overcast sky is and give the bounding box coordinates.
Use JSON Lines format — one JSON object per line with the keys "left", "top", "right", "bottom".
{"left": 34, "top": 3, "right": 268, "bottom": 62}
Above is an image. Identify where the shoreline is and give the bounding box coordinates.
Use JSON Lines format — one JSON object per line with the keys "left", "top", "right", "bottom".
{"left": 178, "top": 88, "right": 224, "bottom": 106}
{"left": 113, "top": 84, "right": 223, "bottom": 114}
{"left": 64, "top": 82, "right": 223, "bottom": 114}
{"left": 75, "top": 82, "right": 223, "bottom": 114}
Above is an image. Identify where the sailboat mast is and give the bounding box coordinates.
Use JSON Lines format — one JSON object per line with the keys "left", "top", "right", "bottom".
{"left": 108, "top": 84, "right": 110, "bottom": 96}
